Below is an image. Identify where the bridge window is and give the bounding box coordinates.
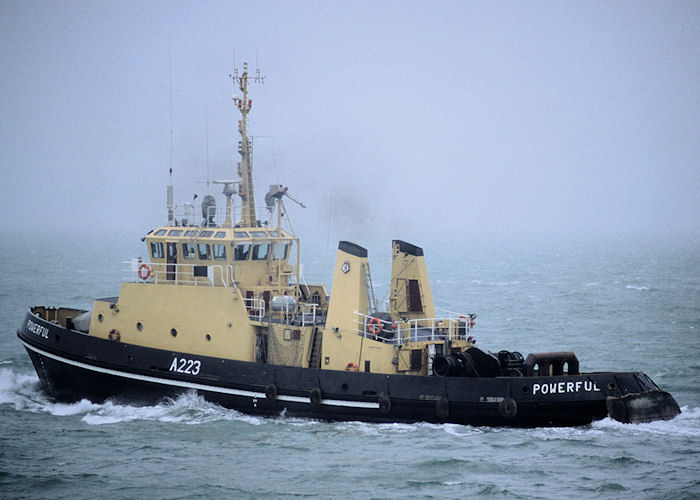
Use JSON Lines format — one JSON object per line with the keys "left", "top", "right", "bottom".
{"left": 150, "top": 242, "right": 164, "bottom": 259}
{"left": 199, "top": 230, "right": 214, "bottom": 238}
{"left": 154, "top": 229, "right": 167, "bottom": 236}
{"left": 182, "top": 243, "right": 195, "bottom": 259}
{"left": 235, "top": 244, "right": 251, "bottom": 260}
{"left": 252, "top": 244, "right": 269, "bottom": 260}
{"left": 215, "top": 231, "right": 226, "bottom": 238}
{"left": 234, "top": 231, "right": 249, "bottom": 238}
{"left": 197, "top": 243, "right": 211, "bottom": 260}
{"left": 213, "top": 244, "right": 227, "bottom": 260}
{"left": 251, "top": 231, "right": 267, "bottom": 238}
{"left": 168, "top": 230, "right": 183, "bottom": 236}
{"left": 273, "top": 243, "right": 289, "bottom": 260}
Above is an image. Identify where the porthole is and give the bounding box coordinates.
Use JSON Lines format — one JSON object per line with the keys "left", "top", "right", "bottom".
{"left": 205, "top": 334, "right": 211, "bottom": 341}
{"left": 521, "top": 386, "right": 529, "bottom": 393}
{"left": 171, "top": 328, "right": 177, "bottom": 337}
{"left": 98, "top": 314, "right": 103, "bottom": 323}
{"left": 136, "top": 322, "right": 143, "bottom": 332}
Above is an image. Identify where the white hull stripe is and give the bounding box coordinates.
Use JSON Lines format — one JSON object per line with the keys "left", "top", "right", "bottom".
{"left": 20, "top": 340, "right": 380, "bottom": 410}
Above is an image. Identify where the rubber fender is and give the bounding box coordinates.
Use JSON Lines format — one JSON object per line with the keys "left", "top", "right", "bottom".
{"left": 310, "top": 388, "right": 322, "bottom": 408}
{"left": 378, "top": 393, "right": 392, "bottom": 415}
{"left": 606, "top": 390, "right": 680, "bottom": 424}
{"left": 436, "top": 396, "right": 449, "bottom": 419}
{"left": 499, "top": 397, "right": 517, "bottom": 419}
{"left": 265, "top": 384, "right": 277, "bottom": 401}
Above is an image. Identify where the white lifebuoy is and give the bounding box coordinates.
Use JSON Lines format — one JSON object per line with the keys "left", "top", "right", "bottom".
{"left": 138, "top": 263, "right": 151, "bottom": 280}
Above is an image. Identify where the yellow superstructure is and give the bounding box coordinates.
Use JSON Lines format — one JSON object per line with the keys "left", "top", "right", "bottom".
{"left": 86, "top": 63, "right": 477, "bottom": 377}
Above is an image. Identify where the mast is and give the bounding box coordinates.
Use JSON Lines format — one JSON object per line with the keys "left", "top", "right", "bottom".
{"left": 230, "top": 63, "right": 264, "bottom": 228}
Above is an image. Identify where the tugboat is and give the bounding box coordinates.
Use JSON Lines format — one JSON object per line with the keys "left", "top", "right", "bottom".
{"left": 17, "top": 65, "right": 680, "bottom": 427}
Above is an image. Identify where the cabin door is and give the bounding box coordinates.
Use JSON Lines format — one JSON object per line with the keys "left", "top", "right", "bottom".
{"left": 166, "top": 242, "right": 177, "bottom": 281}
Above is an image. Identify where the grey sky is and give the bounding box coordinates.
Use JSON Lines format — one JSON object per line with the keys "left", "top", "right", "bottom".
{"left": 1, "top": 1, "right": 698, "bottom": 246}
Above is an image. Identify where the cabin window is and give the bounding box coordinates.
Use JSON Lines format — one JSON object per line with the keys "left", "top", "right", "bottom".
{"left": 150, "top": 242, "right": 164, "bottom": 259}
{"left": 182, "top": 243, "right": 195, "bottom": 259}
{"left": 197, "top": 243, "right": 211, "bottom": 260}
{"left": 215, "top": 231, "right": 226, "bottom": 238}
{"left": 154, "top": 229, "right": 167, "bottom": 236}
{"left": 268, "top": 231, "right": 280, "bottom": 237}
{"left": 199, "top": 230, "right": 214, "bottom": 238}
{"left": 273, "top": 243, "right": 290, "bottom": 260}
{"left": 251, "top": 231, "right": 267, "bottom": 238}
{"left": 252, "top": 244, "right": 269, "bottom": 260}
{"left": 184, "top": 230, "right": 196, "bottom": 237}
{"left": 213, "top": 244, "right": 227, "bottom": 260}
{"left": 234, "top": 231, "right": 249, "bottom": 238}
{"left": 311, "top": 291, "right": 321, "bottom": 304}
{"left": 168, "top": 230, "right": 183, "bottom": 236}
{"left": 235, "top": 243, "right": 251, "bottom": 260}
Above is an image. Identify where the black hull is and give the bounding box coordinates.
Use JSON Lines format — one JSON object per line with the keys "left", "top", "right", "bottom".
{"left": 18, "top": 310, "right": 680, "bottom": 427}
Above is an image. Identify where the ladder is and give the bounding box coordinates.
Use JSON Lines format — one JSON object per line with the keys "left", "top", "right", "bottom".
{"left": 362, "top": 262, "right": 377, "bottom": 314}
{"left": 308, "top": 327, "right": 323, "bottom": 369}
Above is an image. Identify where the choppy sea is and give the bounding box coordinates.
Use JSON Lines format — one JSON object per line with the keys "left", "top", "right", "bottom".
{"left": 1, "top": 232, "right": 699, "bottom": 499}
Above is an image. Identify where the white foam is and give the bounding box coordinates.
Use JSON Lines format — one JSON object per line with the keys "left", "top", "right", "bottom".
{"left": 625, "top": 284, "right": 650, "bottom": 291}
{"left": 0, "top": 369, "right": 262, "bottom": 426}
{"left": 0, "top": 367, "right": 47, "bottom": 410}
{"left": 591, "top": 406, "right": 700, "bottom": 437}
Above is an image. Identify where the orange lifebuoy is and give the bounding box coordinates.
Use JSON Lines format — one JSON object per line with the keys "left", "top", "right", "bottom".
{"left": 138, "top": 263, "right": 151, "bottom": 280}
{"left": 345, "top": 362, "right": 359, "bottom": 372}
{"left": 368, "top": 317, "right": 382, "bottom": 335}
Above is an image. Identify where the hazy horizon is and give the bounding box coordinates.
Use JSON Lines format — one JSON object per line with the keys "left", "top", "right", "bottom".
{"left": 2, "top": 1, "right": 698, "bottom": 248}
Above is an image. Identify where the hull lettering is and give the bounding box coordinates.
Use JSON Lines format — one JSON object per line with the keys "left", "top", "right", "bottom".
{"left": 169, "top": 357, "right": 201, "bottom": 375}
{"left": 26, "top": 319, "right": 49, "bottom": 339}
{"left": 533, "top": 380, "right": 600, "bottom": 395}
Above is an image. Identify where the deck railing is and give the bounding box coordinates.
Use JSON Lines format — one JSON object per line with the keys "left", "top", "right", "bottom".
{"left": 353, "top": 310, "right": 475, "bottom": 344}
{"left": 124, "top": 259, "right": 235, "bottom": 288}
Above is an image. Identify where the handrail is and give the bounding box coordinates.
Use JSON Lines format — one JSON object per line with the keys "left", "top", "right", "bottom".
{"left": 300, "top": 302, "right": 318, "bottom": 326}
{"left": 352, "top": 310, "right": 474, "bottom": 344}
{"left": 123, "top": 259, "right": 234, "bottom": 288}
{"left": 245, "top": 297, "right": 265, "bottom": 321}
{"left": 165, "top": 202, "right": 284, "bottom": 229}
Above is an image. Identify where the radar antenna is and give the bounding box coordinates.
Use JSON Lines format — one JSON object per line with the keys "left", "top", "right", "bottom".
{"left": 230, "top": 62, "right": 264, "bottom": 227}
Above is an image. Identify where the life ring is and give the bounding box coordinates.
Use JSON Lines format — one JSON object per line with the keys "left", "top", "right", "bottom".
{"left": 138, "top": 263, "right": 151, "bottom": 280}
{"left": 368, "top": 317, "right": 382, "bottom": 335}
{"left": 345, "top": 362, "right": 359, "bottom": 372}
